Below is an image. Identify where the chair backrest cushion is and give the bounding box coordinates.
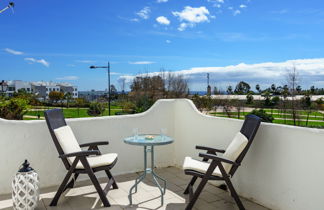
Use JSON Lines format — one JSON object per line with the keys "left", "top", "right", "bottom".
{"left": 54, "top": 125, "right": 81, "bottom": 163}
{"left": 222, "top": 132, "right": 248, "bottom": 172}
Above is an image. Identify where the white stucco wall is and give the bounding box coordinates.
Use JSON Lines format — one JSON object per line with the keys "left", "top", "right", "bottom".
{"left": 1, "top": 99, "right": 324, "bottom": 210}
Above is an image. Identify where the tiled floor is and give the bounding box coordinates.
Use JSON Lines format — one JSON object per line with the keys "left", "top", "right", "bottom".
{"left": 0, "top": 167, "right": 269, "bottom": 210}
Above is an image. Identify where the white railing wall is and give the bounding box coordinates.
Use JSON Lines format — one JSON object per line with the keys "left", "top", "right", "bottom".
{"left": 1, "top": 99, "right": 324, "bottom": 210}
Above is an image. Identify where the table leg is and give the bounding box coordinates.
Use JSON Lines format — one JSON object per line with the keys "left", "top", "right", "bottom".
{"left": 151, "top": 146, "right": 167, "bottom": 206}
{"left": 128, "top": 145, "right": 167, "bottom": 206}
{"left": 128, "top": 146, "right": 148, "bottom": 205}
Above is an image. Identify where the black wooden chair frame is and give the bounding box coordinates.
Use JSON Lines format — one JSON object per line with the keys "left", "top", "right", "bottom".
{"left": 44, "top": 109, "right": 118, "bottom": 207}
{"left": 183, "top": 115, "right": 261, "bottom": 210}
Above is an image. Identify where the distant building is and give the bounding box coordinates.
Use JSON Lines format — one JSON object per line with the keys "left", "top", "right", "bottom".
{"left": 1, "top": 80, "right": 78, "bottom": 99}
{"left": 79, "top": 90, "right": 106, "bottom": 101}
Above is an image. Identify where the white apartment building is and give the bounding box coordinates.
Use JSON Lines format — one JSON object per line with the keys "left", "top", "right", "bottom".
{"left": 1, "top": 80, "right": 78, "bottom": 99}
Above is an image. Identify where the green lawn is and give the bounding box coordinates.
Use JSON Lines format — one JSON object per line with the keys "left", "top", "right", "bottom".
{"left": 210, "top": 110, "right": 324, "bottom": 128}
{"left": 25, "top": 107, "right": 123, "bottom": 119}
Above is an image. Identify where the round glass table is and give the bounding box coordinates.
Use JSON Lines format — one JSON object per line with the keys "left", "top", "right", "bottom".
{"left": 124, "top": 134, "right": 174, "bottom": 206}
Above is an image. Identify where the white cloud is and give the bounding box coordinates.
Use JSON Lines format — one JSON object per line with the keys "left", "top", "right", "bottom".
{"left": 129, "top": 61, "right": 155, "bottom": 65}
{"left": 172, "top": 6, "right": 210, "bottom": 31}
{"left": 157, "top": 0, "right": 168, "bottom": 3}
{"left": 173, "top": 6, "right": 210, "bottom": 23}
{"left": 207, "top": 0, "right": 224, "bottom": 8}
{"left": 233, "top": 10, "right": 241, "bottom": 16}
{"left": 130, "top": 18, "right": 139, "bottom": 22}
{"left": 228, "top": 7, "right": 233, "bottom": 10}
{"left": 240, "top": 4, "right": 247, "bottom": 8}
{"left": 156, "top": 16, "right": 170, "bottom": 25}
{"left": 136, "top": 7, "right": 151, "bottom": 20}
{"left": 110, "top": 72, "right": 121, "bottom": 75}
{"left": 166, "top": 40, "right": 171, "bottom": 43}
{"left": 56, "top": 76, "right": 79, "bottom": 81}
{"left": 207, "top": 0, "right": 224, "bottom": 3}
{"left": 119, "top": 58, "right": 324, "bottom": 89}
{"left": 178, "top": 22, "right": 192, "bottom": 31}
{"left": 4, "top": 48, "right": 23, "bottom": 55}
{"left": 24, "top": 57, "right": 50, "bottom": 67}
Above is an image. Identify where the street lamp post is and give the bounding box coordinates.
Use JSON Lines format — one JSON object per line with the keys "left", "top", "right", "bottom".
{"left": 0, "top": 80, "right": 8, "bottom": 96}
{"left": 90, "top": 62, "right": 111, "bottom": 116}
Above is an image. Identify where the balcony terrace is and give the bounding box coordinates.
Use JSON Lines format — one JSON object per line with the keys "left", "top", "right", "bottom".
{"left": 0, "top": 166, "right": 268, "bottom": 210}
{"left": 0, "top": 99, "right": 323, "bottom": 210}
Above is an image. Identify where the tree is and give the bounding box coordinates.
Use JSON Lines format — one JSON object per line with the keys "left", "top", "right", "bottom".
{"left": 263, "top": 91, "right": 272, "bottom": 107}
{"left": 246, "top": 93, "right": 254, "bottom": 104}
{"left": 301, "top": 94, "right": 312, "bottom": 126}
{"left": 310, "top": 86, "right": 315, "bottom": 94}
{"left": 286, "top": 66, "right": 300, "bottom": 126}
{"left": 64, "top": 92, "right": 73, "bottom": 108}
{"left": 226, "top": 85, "right": 233, "bottom": 94}
{"left": 129, "top": 73, "right": 188, "bottom": 112}
{"left": 271, "top": 84, "right": 276, "bottom": 93}
{"left": 296, "top": 85, "right": 302, "bottom": 94}
{"left": 110, "top": 85, "right": 118, "bottom": 100}
{"left": 166, "top": 73, "right": 188, "bottom": 98}
{"left": 75, "top": 98, "right": 86, "bottom": 117}
{"left": 271, "top": 96, "right": 280, "bottom": 107}
{"left": 234, "top": 81, "right": 250, "bottom": 94}
{"left": 87, "top": 102, "right": 106, "bottom": 116}
{"left": 255, "top": 84, "right": 261, "bottom": 94}
{"left": 231, "top": 99, "right": 244, "bottom": 119}
{"left": 0, "top": 98, "right": 29, "bottom": 120}
{"left": 49, "top": 91, "right": 64, "bottom": 104}
{"left": 213, "top": 87, "right": 220, "bottom": 95}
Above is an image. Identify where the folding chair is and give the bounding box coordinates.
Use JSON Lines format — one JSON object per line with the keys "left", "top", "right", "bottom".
{"left": 183, "top": 115, "right": 261, "bottom": 210}
{"left": 44, "top": 109, "right": 118, "bottom": 207}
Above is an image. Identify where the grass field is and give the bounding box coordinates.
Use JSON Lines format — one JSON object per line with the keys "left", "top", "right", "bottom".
{"left": 210, "top": 109, "right": 324, "bottom": 128}
{"left": 24, "top": 106, "right": 123, "bottom": 119}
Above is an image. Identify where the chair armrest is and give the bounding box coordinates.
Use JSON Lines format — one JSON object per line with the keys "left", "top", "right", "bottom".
{"left": 79, "top": 141, "right": 109, "bottom": 148}
{"left": 196, "top": 145, "right": 225, "bottom": 153}
{"left": 59, "top": 150, "right": 100, "bottom": 158}
{"left": 198, "top": 153, "right": 239, "bottom": 166}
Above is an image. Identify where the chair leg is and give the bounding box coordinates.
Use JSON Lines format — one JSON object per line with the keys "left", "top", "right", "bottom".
{"left": 50, "top": 168, "right": 75, "bottom": 206}
{"left": 184, "top": 176, "right": 198, "bottom": 194}
{"left": 105, "top": 170, "right": 118, "bottom": 189}
{"left": 223, "top": 176, "right": 245, "bottom": 210}
{"left": 63, "top": 173, "right": 79, "bottom": 192}
{"left": 80, "top": 158, "right": 110, "bottom": 207}
{"left": 185, "top": 177, "right": 209, "bottom": 210}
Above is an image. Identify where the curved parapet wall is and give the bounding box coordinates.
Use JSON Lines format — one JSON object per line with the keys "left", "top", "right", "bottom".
{"left": 1, "top": 99, "right": 324, "bottom": 210}
{"left": 0, "top": 99, "right": 176, "bottom": 195}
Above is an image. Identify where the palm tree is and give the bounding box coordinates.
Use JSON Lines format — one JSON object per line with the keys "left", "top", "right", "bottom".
{"left": 255, "top": 84, "right": 261, "bottom": 94}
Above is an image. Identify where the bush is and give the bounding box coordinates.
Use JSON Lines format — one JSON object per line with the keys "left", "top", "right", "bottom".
{"left": 249, "top": 109, "right": 274, "bottom": 123}
{"left": 87, "top": 102, "right": 105, "bottom": 116}
{"left": 246, "top": 94, "right": 254, "bottom": 104}
{"left": 0, "top": 98, "right": 29, "bottom": 120}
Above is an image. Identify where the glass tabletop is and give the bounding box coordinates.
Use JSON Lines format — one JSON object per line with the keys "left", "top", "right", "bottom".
{"left": 124, "top": 134, "right": 174, "bottom": 146}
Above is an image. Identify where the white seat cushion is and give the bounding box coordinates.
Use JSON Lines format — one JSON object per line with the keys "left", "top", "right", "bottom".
{"left": 183, "top": 132, "right": 248, "bottom": 176}
{"left": 76, "top": 153, "right": 118, "bottom": 169}
{"left": 183, "top": 156, "right": 222, "bottom": 176}
{"left": 54, "top": 125, "right": 117, "bottom": 169}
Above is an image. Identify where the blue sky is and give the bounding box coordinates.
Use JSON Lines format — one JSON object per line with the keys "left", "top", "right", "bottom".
{"left": 1, "top": 0, "right": 324, "bottom": 91}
